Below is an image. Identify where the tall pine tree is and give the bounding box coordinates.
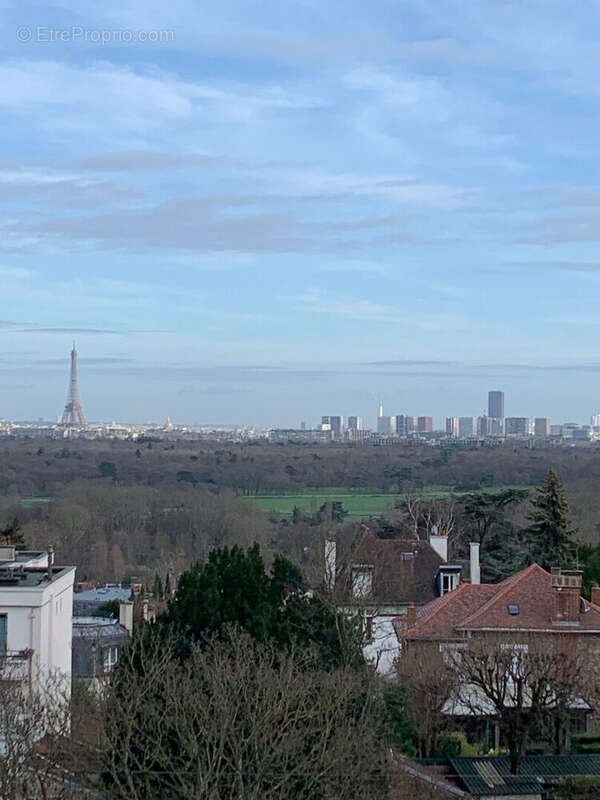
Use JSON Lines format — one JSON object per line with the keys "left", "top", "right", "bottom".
{"left": 525, "top": 469, "right": 576, "bottom": 570}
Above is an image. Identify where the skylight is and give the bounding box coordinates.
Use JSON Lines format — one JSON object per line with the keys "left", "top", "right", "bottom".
{"left": 508, "top": 604, "right": 520, "bottom": 616}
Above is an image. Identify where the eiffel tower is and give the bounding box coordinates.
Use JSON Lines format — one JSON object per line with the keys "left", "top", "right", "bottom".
{"left": 60, "top": 343, "right": 87, "bottom": 427}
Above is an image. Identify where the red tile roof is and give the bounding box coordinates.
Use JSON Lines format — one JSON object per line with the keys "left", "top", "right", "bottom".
{"left": 396, "top": 564, "right": 600, "bottom": 640}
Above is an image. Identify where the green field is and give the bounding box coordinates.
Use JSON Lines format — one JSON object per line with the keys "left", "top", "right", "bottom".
{"left": 19, "top": 496, "right": 53, "bottom": 510}
{"left": 247, "top": 485, "right": 531, "bottom": 519}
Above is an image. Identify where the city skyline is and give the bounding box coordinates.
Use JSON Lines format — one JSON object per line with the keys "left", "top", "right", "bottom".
{"left": 2, "top": 344, "right": 600, "bottom": 430}
{"left": 3, "top": 3, "right": 600, "bottom": 422}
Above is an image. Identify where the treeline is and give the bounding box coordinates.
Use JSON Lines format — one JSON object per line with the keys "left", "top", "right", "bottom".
{"left": 3, "top": 438, "right": 600, "bottom": 497}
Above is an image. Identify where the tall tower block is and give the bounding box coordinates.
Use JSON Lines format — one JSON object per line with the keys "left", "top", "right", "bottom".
{"left": 60, "top": 343, "right": 87, "bottom": 427}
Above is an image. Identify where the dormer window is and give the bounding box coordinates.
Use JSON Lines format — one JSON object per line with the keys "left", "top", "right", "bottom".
{"left": 351, "top": 565, "right": 374, "bottom": 598}
{"left": 438, "top": 565, "right": 461, "bottom": 596}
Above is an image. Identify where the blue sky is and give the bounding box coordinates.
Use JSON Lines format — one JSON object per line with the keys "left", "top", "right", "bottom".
{"left": 1, "top": 0, "right": 600, "bottom": 426}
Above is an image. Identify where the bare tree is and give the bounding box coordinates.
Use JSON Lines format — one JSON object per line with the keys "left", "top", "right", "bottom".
{"left": 396, "top": 490, "right": 456, "bottom": 543}
{"left": 451, "top": 635, "right": 596, "bottom": 774}
{"left": 103, "top": 627, "right": 389, "bottom": 800}
{"left": 395, "top": 644, "right": 457, "bottom": 758}
{"left": 0, "top": 670, "right": 89, "bottom": 800}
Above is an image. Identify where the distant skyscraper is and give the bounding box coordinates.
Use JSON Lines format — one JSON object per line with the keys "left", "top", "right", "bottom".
{"left": 458, "top": 417, "right": 477, "bottom": 438}
{"left": 417, "top": 416, "right": 433, "bottom": 433}
{"left": 591, "top": 414, "right": 600, "bottom": 428}
{"left": 446, "top": 417, "right": 459, "bottom": 437}
{"left": 505, "top": 417, "right": 529, "bottom": 436}
{"left": 377, "top": 416, "right": 394, "bottom": 435}
{"left": 488, "top": 391, "right": 504, "bottom": 419}
{"left": 534, "top": 417, "right": 551, "bottom": 438}
{"left": 347, "top": 415, "right": 362, "bottom": 430}
{"left": 394, "top": 415, "right": 413, "bottom": 436}
{"left": 322, "top": 415, "right": 343, "bottom": 439}
{"left": 377, "top": 402, "right": 394, "bottom": 435}
{"left": 60, "top": 343, "right": 86, "bottom": 428}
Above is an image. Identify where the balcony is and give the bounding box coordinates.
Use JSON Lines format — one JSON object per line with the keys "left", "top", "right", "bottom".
{"left": 0, "top": 649, "right": 33, "bottom": 682}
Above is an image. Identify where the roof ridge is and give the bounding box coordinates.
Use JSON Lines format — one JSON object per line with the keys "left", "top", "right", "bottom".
{"left": 457, "top": 563, "right": 546, "bottom": 629}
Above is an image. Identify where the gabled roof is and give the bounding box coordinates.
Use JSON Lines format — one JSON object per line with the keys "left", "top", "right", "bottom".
{"left": 397, "top": 564, "right": 600, "bottom": 640}
{"left": 336, "top": 529, "right": 445, "bottom": 606}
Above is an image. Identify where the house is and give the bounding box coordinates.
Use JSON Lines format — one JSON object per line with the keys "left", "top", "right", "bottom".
{"left": 329, "top": 527, "right": 480, "bottom": 674}
{"left": 0, "top": 546, "right": 75, "bottom": 693}
{"left": 396, "top": 564, "right": 600, "bottom": 648}
{"left": 72, "top": 615, "right": 131, "bottom": 684}
{"left": 395, "top": 565, "right": 600, "bottom": 745}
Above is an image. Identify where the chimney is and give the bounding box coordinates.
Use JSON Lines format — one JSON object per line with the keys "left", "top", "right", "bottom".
{"left": 551, "top": 568, "right": 582, "bottom": 624}
{"left": 470, "top": 542, "right": 481, "bottom": 585}
{"left": 119, "top": 600, "right": 133, "bottom": 636}
{"left": 325, "top": 533, "right": 336, "bottom": 591}
{"left": 592, "top": 584, "right": 600, "bottom": 607}
{"left": 429, "top": 525, "right": 448, "bottom": 562}
{"left": 406, "top": 602, "right": 417, "bottom": 628}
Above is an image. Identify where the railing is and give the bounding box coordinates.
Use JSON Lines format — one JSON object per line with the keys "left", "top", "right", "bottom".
{"left": 0, "top": 649, "right": 33, "bottom": 681}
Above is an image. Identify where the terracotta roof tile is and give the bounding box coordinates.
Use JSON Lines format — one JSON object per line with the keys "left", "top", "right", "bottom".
{"left": 397, "top": 564, "right": 600, "bottom": 640}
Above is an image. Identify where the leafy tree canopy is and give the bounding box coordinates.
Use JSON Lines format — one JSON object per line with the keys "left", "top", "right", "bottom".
{"left": 162, "top": 544, "right": 361, "bottom": 670}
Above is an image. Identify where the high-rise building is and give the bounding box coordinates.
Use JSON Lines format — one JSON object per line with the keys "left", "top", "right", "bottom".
{"left": 347, "top": 415, "right": 362, "bottom": 430}
{"left": 458, "top": 417, "right": 477, "bottom": 438}
{"left": 446, "top": 417, "right": 459, "bottom": 437}
{"left": 534, "top": 417, "right": 551, "bottom": 438}
{"left": 488, "top": 391, "right": 504, "bottom": 419}
{"left": 377, "top": 402, "right": 396, "bottom": 435}
{"left": 417, "top": 416, "right": 433, "bottom": 433}
{"left": 377, "top": 416, "right": 395, "bottom": 435}
{"left": 393, "top": 415, "right": 412, "bottom": 436}
{"left": 329, "top": 416, "right": 344, "bottom": 440}
{"left": 505, "top": 417, "right": 529, "bottom": 436}
{"left": 591, "top": 414, "right": 600, "bottom": 428}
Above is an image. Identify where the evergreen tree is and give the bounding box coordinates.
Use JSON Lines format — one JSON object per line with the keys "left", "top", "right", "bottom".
{"left": 524, "top": 470, "right": 576, "bottom": 570}
{"left": 162, "top": 544, "right": 362, "bottom": 670}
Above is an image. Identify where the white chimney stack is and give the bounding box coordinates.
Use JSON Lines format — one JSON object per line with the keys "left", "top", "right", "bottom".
{"left": 470, "top": 542, "right": 481, "bottom": 585}
{"left": 119, "top": 600, "right": 134, "bottom": 635}
{"left": 429, "top": 526, "right": 448, "bottom": 562}
{"left": 325, "top": 534, "right": 336, "bottom": 591}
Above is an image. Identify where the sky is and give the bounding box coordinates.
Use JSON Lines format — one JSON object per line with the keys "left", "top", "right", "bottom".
{"left": 2, "top": 1, "right": 600, "bottom": 427}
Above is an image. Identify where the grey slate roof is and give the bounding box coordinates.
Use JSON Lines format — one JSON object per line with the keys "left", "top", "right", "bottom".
{"left": 73, "top": 585, "right": 131, "bottom": 615}
{"left": 450, "top": 754, "right": 600, "bottom": 797}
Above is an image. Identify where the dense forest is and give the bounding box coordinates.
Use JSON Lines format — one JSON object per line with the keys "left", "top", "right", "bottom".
{"left": 1, "top": 438, "right": 600, "bottom": 585}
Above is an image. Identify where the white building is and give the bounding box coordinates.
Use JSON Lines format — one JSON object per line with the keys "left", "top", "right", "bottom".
{"left": 0, "top": 547, "right": 75, "bottom": 692}
{"left": 330, "top": 529, "right": 480, "bottom": 676}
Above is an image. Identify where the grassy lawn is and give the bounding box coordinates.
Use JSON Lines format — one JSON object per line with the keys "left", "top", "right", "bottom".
{"left": 19, "top": 496, "right": 53, "bottom": 509}
{"left": 246, "top": 485, "right": 531, "bottom": 519}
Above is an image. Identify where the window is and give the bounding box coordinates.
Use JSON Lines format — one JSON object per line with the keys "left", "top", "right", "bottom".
{"left": 103, "top": 646, "right": 119, "bottom": 673}
{"left": 0, "top": 615, "right": 6, "bottom": 655}
{"left": 351, "top": 565, "right": 373, "bottom": 598}
{"left": 508, "top": 604, "right": 520, "bottom": 615}
{"left": 440, "top": 572, "right": 458, "bottom": 596}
